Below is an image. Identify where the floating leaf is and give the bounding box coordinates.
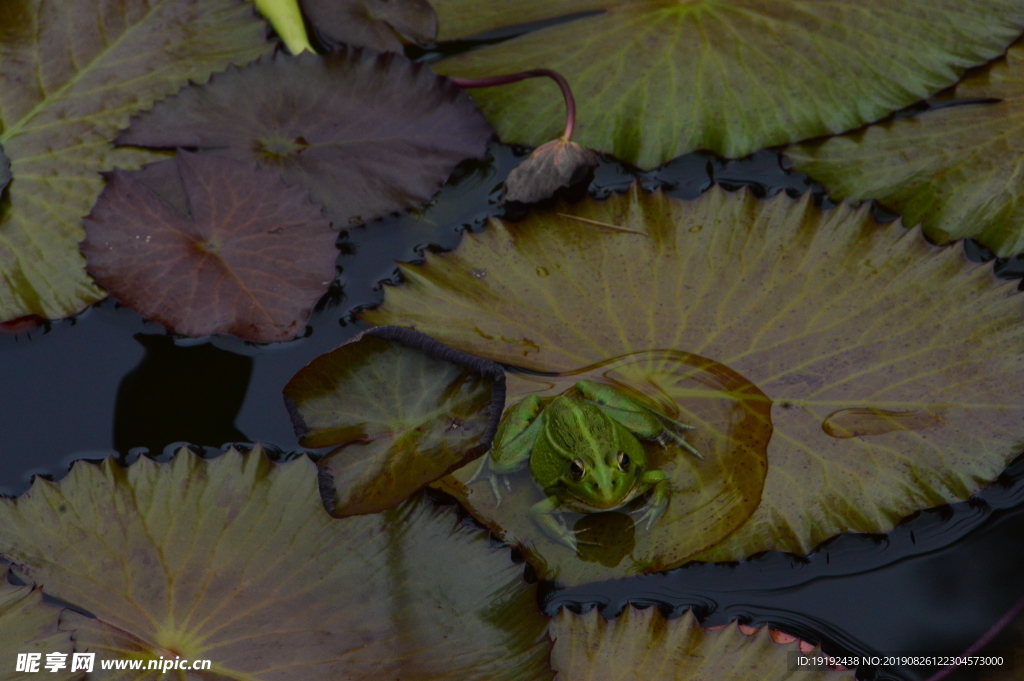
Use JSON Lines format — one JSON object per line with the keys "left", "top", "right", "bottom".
{"left": 0, "top": 0, "right": 272, "bottom": 323}
{"left": 0, "top": 447, "right": 553, "bottom": 681}
{"left": 786, "top": 40, "right": 1024, "bottom": 258}
{"left": 504, "top": 138, "right": 600, "bottom": 204}
{"left": 285, "top": 327, "right": 505, "bottom": 516}
{"left": 434, "top": 352, "right": 772, "bottom": 585}
{"left": 81, "top": 152, "right": 336, "bottom": 343}
{"left": 366, "top": 186, "right": 1024, "bottom": 584}
{"left": 117, "top": 49, "right": 493, "bottom": 229}
{"left": 548, "top": 606, "right": 853, "bottom": 681}
{"left": 429, "top": 0, "right": 1024, "bottom": 167}
{"left": 0, "top": 577, "right": 77, "bottom": 680}
{"left": 300, "top": 0, "right": 437, "bottom": 52}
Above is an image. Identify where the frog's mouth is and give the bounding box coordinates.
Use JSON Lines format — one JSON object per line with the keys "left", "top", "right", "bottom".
{"left": 560, "top": 487, "right": 645, "bottom": 514}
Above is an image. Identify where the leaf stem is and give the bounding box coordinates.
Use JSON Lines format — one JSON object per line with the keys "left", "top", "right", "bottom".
{"left": 923, "top": 590, "right": 1024, "bottom": 681}
{"left": 450, "top": 70, "right": 577, "bottom": 141}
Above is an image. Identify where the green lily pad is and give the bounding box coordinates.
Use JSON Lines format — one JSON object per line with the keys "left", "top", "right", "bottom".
{"left": 366, "top": 186, "right": 1024, "bottom": 584}
{"left": 786, "top": 40, "right": 1024, "bottom": 258}
{"left": 117, "top": 49, "right": 494, "bottom": 229}
{"left": 300, "top": 0, "right": 437, "bottom": 52}
{"left": 429, "top": 0, "right": 1024, "bottom": 167}
{"left": 0, "top": 577, "right": 78, "bottom": 680}
{"left": 0, "top": 446, "right": 552, "bottom": 680}
{"left": 548, "top": 606, "right": 853, "bottom": 681}
{"left": 285, "top": 327, "right": 505, "bottom": 516}
{"left": 82, "top": 152, "right": 336, "bottom": 343}
{"left": 0, "top": 0, "right": 272, "bottom": 324}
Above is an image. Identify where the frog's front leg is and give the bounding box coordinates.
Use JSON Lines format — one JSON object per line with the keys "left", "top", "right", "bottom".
{"left": 635, "top": 470, "right": 670, "bottom": 530}
{"left": 469, "top": 395, "right": 544, "bottom": 505}
{"left": 575, "top": 380, "right": 703, "bottom": 460}
{"left": 530, "top": 495, "right": 585, "bottom": 551}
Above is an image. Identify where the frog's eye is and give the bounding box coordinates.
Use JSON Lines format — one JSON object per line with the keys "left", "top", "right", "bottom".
{"left": 568, "top": 459, "right": 586, "bottom": 481}
{"left": 617, "top": 451, "right": 631, "bottom": 471}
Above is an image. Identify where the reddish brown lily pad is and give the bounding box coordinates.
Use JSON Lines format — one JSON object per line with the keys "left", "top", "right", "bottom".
{"left": 81, "top": 151, "right": 336, "bottom": 342}
{"left": 116, "top": 49, "right": 493, "bottom": 229}
{"left": 503, "top": 138, "right": 600, "bottom": 204}
{"left": 301, "top": 0, "right": 437, "bottom": 52}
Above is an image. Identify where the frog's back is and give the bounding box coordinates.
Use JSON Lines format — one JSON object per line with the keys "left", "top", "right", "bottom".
{"left": 529, "top": 396, "right": 616, "bottom": 488}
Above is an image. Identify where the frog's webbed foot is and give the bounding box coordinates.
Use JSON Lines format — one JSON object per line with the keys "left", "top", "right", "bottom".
{"left": 634, "top": 498, "right": 668, "bottom": 530}
{"left": 466, "top": 455, "right": 513, "bottom": 506}
{"left": 530, "top": 497, "right": 598, "bottom": 551}
{"left": 632, "top": 471, "right": 670, "bottom": 530}
{"left": 654, "top": 426, "right": 704, "bottom": 461}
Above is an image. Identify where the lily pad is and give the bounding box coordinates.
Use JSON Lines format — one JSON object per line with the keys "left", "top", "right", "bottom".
{"left": 0, "top": 446, "right": 553, "bottom": 680}
{"left": 0, "top": 0, "right": 272, "bottom": 324}
{"left": 81, "top": 152, "right": 336, "bottom": 343}
{"left": 285, "top": 326, "right": 505, "bottom": 516}
{"left": 429, "top": 0, "right": 1024, "bottom": 167}
{"left": 117, "top": 49, "right": 493, "bottom": 229}
{"left": 548, "top": 606, "right": 853, "bottom": 681}
{"left": 300, "top": 0, "right": 437, "bottom": 52}
{"left": 786, "top": 40, "right": 1024, "bottom": 258}
{"left": 366, "top": 186, "right": 1024, "bottom": 584}
{"left": 434, "top": 353, "right": 772, "bottom": 585}
{"left": 0, "top": 577, "right": 77, "bottom": 680}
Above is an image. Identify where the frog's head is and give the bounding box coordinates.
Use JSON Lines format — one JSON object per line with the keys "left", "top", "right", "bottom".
{"left": 537, "top": 397, "right": 647, "bottom": 510}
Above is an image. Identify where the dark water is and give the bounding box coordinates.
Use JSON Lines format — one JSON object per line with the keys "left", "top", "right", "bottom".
{"left": 2, "top": 144, "right": 1023, "bottom": 681}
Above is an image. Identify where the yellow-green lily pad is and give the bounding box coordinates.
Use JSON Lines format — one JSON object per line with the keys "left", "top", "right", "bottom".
{"left": 0, "top": 447, "right": 552, "bottom": 680}
{"left": 787, "top": 39, "right": 1024, "bottom": 258}
{"left": 0, "top": 577, "right": 78, "bottom": 680}
{"left": 548, "top": 606, "right": 853, "bottom": 681}
{"left": 430, "top": 0, "right": 1024, "bottom": 167}
{"left": 285, "top": 327, "right": 505, "bottom": 516}
{"left": 366, "top": 186, "right": 1024, "bottom": 585}
{"left": 0, "top": 0, "right": 272, "bottom": 324}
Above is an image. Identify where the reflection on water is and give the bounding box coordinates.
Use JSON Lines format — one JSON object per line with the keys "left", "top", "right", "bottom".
{"left": 113, "top": 334, "right": 252, "bottom": 455}
{"left": 575, "top": 512, "right": 636, "bottom": 568}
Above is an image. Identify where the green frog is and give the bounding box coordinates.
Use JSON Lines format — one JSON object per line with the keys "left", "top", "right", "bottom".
{"left": 469, "top": 380, "right": 702, "bottom": 550}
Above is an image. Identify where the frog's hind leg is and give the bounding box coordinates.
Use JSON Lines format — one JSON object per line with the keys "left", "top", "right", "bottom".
{"left": 576, "top": 379, "right": 703, "bottom": 460}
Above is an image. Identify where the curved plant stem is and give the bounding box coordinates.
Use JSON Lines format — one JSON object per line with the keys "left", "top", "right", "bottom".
{"left": 923, "top": 590, "right": 1024, "bottom": 681}
{"left": 450, "top": 69, "right": 577, "bottom": 140}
